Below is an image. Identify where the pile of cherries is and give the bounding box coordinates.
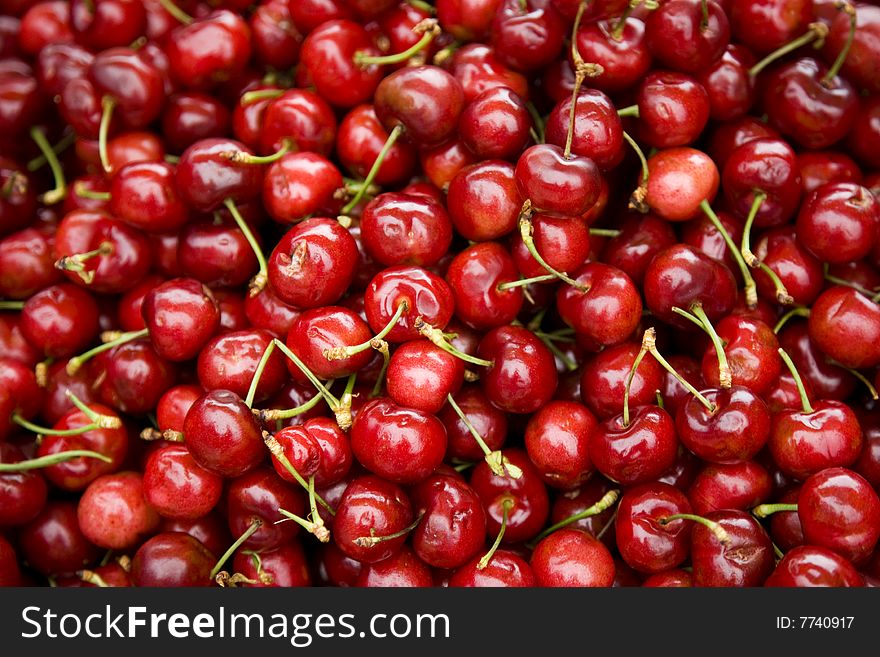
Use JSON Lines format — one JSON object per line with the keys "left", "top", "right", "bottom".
{"left": 1, "top": 0, "right": 879, "bottom": 588}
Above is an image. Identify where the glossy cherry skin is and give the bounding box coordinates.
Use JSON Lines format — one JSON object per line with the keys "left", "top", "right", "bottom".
{"left": 19, "top": 282, "right": 100, "bottom": 359}
{"left": 18, "top": 500, "right": 101, "bottom": 576}
{"left": 722, "top": 138, "right": 801, "bottom": 227}
{"left": 600, "top": 213, "right": 677, "bottom": 287}
{"left": 752, "top": 227, "right": 824, "bottom": 307}
{"left": 636, "top": 71, "right": 710, "bottom": 148}
{"left": 591, "top": 406, "right": 680, "bottom": 487}
{"left": 470, "top": 448, "right": 549, "bottom": 544}
{"left": 360, "top": 192, "right": 453, "bottom": 267}
{"left": 615, "top": 482, "right": 692, "bottom": 575}
{"left": 703, "top": 316, "right": 781, "bottom": 395}
{"left": 438, "top": 385, "right": 508, "bottom": 462}
{"left": 478, "top": 325, "right": 558, "bottom": 414}
{"left": 643, "top": 147, "right": 720, "bottom": 222}
{"left": 688, "top": 460, "right": 772, "bottom": 515}
{"left": 690, "top": 510, "right": 774, "bottom": 587}
{"left": 796, "top": 182, "right": 879, "bottom": 265}
{"left": 175, "top": 138, "right": 264, "bottom": 213}
{"left": 284, "top": 306, "right": 372, "bottom": 384}
{"left": 107, "top": 162, "right": 186, "bottom": 235}
{"left": 0, "top": 443, "right": 47, "bottom": 527}
{"left": 491, "top": 0, "right": 565, "bottom": 73}
{"left": 445, "top": 242, "right": 523, "bottom": 331}
{"left": 697, "top": 43, "right": 756, "bottom": 121}
{"left": 449, "top": 549, "right": 536, "bottom": 587}
{"left": 161, "top": 92, "right": 231, "bottom": 153}
{"left": 351, "top": 398, "right": 447, "bottom": 485}
{"left": 337, "top": 104, "right": 417, "bottom": 186}
{"left": 156, "top": 384, "right": 202, "bottom": 435}
{"left": 530, "top": 528, "right": 616, "bottom": 587}
{"left": 183, "top": 390, "right": 266, "bottom": 478}
{"left": 142, "top": 444, "right": 223, "bottom": 520}
{"left": 447, "top": 42, "right": 529, "bottom": 104}
{"left": 0, "top": 226, "right": 60, "bottom": 299}
{"left": 729, "top": 0, "right": 812, "bottom": 54}
{"left": 232, "top": 543, "right": 312, "bottom": 588}
{"left": 77, "top": 471, "right": 161, "bottom": 550}
{"left": 645, "top": 0, "right": 729, "bottom": 74}
{"left": 0, "top": 534, "right": 21, "bottom": 586}
{"left": 447, "top": 159, "right": 521, "bottom": 242}
{"left": 557, "top": 262, "right": 643, "bottom": 348}
{"left": 544, "top": 88, "right": 623, "bottom": 171}
{"left": 766, "top": 545, "right": 863, "bottom": 587}
{"left": 510, "top": 213, "right": 590, "bottom": 281}
{"left": 262, "top": 153, "right": 342, "bottom": 225}
{"left": 89, "top": 339, "right": 176, "bottom": 415}
{"left": 267, "top": 217, "right": 358, "bottom": 309}
{"left": 763, "top": 57, "right": 858, "bottom": 150}
{"left": 131, "top": 532, "right": 214, "bottom": 587}
{"left": 797, "top": 467, "right": 880, "bottom": 565}
{"left": 333, "top": 474, "right": 414, "bottom": 564}
{"left": 166, "top": 10, "right": 252, "bottom": 91}
{"left": 798, "top": 150, "right": 863, "bottom": 194}
{"left": 580, "top": 342, "right": 665, "bottom": 419}
{"left": 515, "top": 144, "right": 601, "bottom": 217}
{"left": 808, "top": 286, "right": 880, "bottom": 370}
{"left": 410, "top": 473, "right": 486, "bottom": 569}
{"left": 387, "top": 340, "right": 465, "bottom": 415}
{"left": 259, "top": 88, "right": 336, "bottom": 157}
{"left": 374, "top": 65, "right": 465, "bottom": 147}
{"left": 142, "top": 277, "right": 220, "bottom": 362}
{"left": 365, "top": 265, "right": 455, "bottom": 342}
{"left": 778, "top": 320, "right": 856, "bottom": 402}
{"left": 273, "top": 417, "right": 352, "bottom": 488}
{"left": 769, "top": 399, "right": 863, "bottom": 482}
{"left": 676, "top": 386, "right": 771, "bottom": 464}
{"left": 226, "top": 466, "right": 305, "bottom": 552}
{"left": 197, "top": 329, "right": 285, "bottom": 403}
{"left": 524, "top": 400, "right": 596, "bottom": 490}
{"left": 356, "top": 545, "right": 433, "bottom": 588}
{"left": 643, "top": 244, "right": 737, "bottom": 329}
{"left": 459, "top": 86, "right": 531, "bottom": 161}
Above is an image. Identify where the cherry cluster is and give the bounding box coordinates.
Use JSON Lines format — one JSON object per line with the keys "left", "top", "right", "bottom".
{"left": 0, "top": 0, "right": 879, "bottom": 589}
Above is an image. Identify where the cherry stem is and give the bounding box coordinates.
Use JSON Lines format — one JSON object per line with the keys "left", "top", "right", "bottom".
{"left": 658, "top": 513, "right": 731, "bottom": 547}
{"left": 773, "top": 306, "right": 810, "bottom": 333}
{"left": 139, "top": 428, "right": 185, "bottom": 442}
{"left": 55, "top": 241, "right": 114, "bottom": 285}
{"left": 824, "top": 268, "right": 878, "bottom": 298}
{"left": 98, "top": 96, "right": 116, "bottom": 174}
{"left": 306, "top": 475, "right": 329, "bottom": 540}
{"left": 699, "top": 200, "right": 758, "bottom": 308}
{"left": 700, "top": 0, "right": 709, "bottom": 30}
{"left": 749, "top": 22, "right": 829, "bottom": 78}
{"left": 408, "top": 0, "right": 435, "bottom": 13}
{"left": 78, "top": 570, "right": 108, "bottom": 587}
{"left": 29, "top": 126, "right": 67, "bottom": 204}
{"left": 66, "top": 328, "right": 149, "bottom": 376}
{"left": 530, "top": 490, "right": 620, "bottom": 546}
{"left": 240, "top": 88, "right": 284, "bottom": 106}
{"left": 353, "top": 511, "right": 425, "bottom": 548}
{"left": 370, "top": 341, "right": 391, "bottom": 398}
{"left": 220, "top": 139, "right": 292, "bottom": 165}
{"left": 687, "top": 304, "right": 732, "bottom": 388}
{"left": 27, "top": 131, "right": 75, "bottom": 172}
{"left": 354, "top": 19, "right": 440, "bottom": 67}
{"left": 0, "top": 449, "right": 111, "bottom": 471}
{"left": 341, "top": 124, "right": 403, "bottom": 215}
{"left": 829, "top": 360, "right": 879, "bottom": 400}
{"left": 446, "top": 393, "right": 522, "bottom": 479}
{"left": 752, "top": 503, "right": 798, "bottom": 519}
{"left": 757, "top": 261, "right": 794, "bottom": 305}
{"left": 477, "top": 498, "right": 513, "bottom": 570}
{"left": 74, "top": 182, "right": 112, "bottom": 201}
{"left": 0, "top": 300, "right": 24, "bottom": 310}
{"left": 823, "top": 2, "right": 857, "bottom": 85}
{"left": 537, "top": 333, "right": 579, "bottom": 372}
{"left": 270, "top": 339, "right": 348, "bottom": 422}
{"left": 643, "top": 327, "right": 716, "bottom": 412}
{"left": 519, "top": 206, "right": 589, "bottom": 291}
{"left": 777, "top": 347, "right": 814, "bottom": 414}
{"left": 622, "top": 131, "right": 650, "bottom": 213}
{"left": 616, "top": 104, "right": 640, "bottom": 118}
{"left": 415, "top": 317, "right": 494, "bottom": 368}
{"left": 324, "top": 302, "right": 407, "bottom": 361}
{"left": 589, "top": 228, "right": 622, "bottom": 238}
{"left": 223, "top": 198, "right": 268, "bottom": 297}
{"left": 0, "top": 171, "right": 24, "bottom": 199}
{"left": 610, "top": 0, "right": 641, "bottom": 40}
{"left": 526, "top": 102, "right": 545, "bottom": 144}
{"left": 655, "top": 390, "right": 665, "bottom": 409}
{"left": 563, "top": 2, "right": 604, "bottom": 159}
{"left": 497, "top": 273, "right": 558, "bottom": 290}
{"left": 275, "top": 506, "right": 329, "bottom": 542}
{"left": 622, "top": 344, "right": 649, "bottom": 428}
{"left": 157, "top": 0, "right": 193, "bottom": 25}
{"left": 210, "top": 519, "right": 262, "bottom": 580}
{"left": 740, "top": 191, "right": 766, "bottom": 269}
{"left": 253, "top": 389, "right": 326, "bottom": 423}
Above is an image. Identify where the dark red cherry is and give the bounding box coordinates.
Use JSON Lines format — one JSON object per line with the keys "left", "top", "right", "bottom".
{"left": 337, "top": 104, "right": 417, "bottom": 186}
{"left": 690, "top": 509, "right": 775, "bottom": 586}
{"left": 262, "top": 152, "right": 342, "bottom": 225}
{"left": 232, "top": 542, "right": 312, "bottom": 588}
{"left": 491, "top": 0, "right": 565, "bottom": 73}
{"left": 197, "top": 329, "right": 285, "bottom": 403}
{"left": 76, "top": 470, "right": 161, "bottom": 550}
{"left": 446, "top": 241, "right": 523, "bottom": 331}
{"left": 701, "top": 316, "right": 781, "bottom": 395}
{"left": 20, "top": 283, "right": 100, "bottom": 359}
{"left": 459, "top": 86, "right": 531, "bottom": 161}
{"left": 0, "top": 157, "right": 37, "bottom": 237}
{"left": 530, "top": 528, "right": 616, "bottom": 587}
{"left": 808, "top": 286, "right": 880, "bottom": 370}
{"left": 259, "top": 88, "right": 336, "bottom": 157}
{"left": 600, "top": 213, "right": 677, "bottom": 286}
{"left": 18, "top": 500, "right": 101, "bottom": 576}
{"left": 544, "top": 88, "right": 623, "bottom": 171}
{"left": 161, "top": 92, "right": 231, "bottom": 153}
{"left": 798, "top": 150, "right": 863, "bottom": 194}
{"left": 572, "top": 17, "right": 652, "bottom": 93}
{"left": 438, "top": 385, "right": 508, "bottom": 462}
{"left": 131, "top": 532, "right": 214, "bottom": 587}
{"left": 166, "top": 10, "right": 252, "bottom": 91}
{"left": 687, "top": 460, "right": 773, "bottom": 514}
{"left": 142, "top": 443, "right": 223, "bottom": 520}
{"left": 636, "top": 71, "right": 710, "bottom": 148}
{"left": 142, "top": 277, "right": 220, "bottom": 362}
{"left": 698, "top": 44, "right": 757, "bottom": 121}
{"left": 478, "top": 325, "right": 558, "bottom": 414}
{"left": 387, "top": 339, "right": 465, "bottom": 415}
{"left": 366, "top": 265, "right": 455, "bottom": 342}
{"left": 796, "top": 182, "right": 879, "bottom": 265}
{"left": 71, "top": 0, "right": 145, "bottom": 51}
{"left": 752, "top": 227, "right": 824, "bottom": 307}
{"left": 227, "top": 466, "right": 305, "bottom": 551}
{"left": 0, "top": 227, "right": 61, "bottom": 300}
{"left": 0, "top": 443, "right": 47, "bottom": 527}
{"left": 109, "top": 161, "right": 188, "bottom": 234}
{"left": 580, "top": 342, "right": 665, "bottom": 419}
{"left": 778, "top": 320, "right": 857, "bottom": 401}
{"left": 822, "top": 3, "right": 880, "bottom": 94}
{"left": 449, "top": 549, "right": 536, "bottom": 587}
{"left": 729, "top": 0, "right": 812, "bottom": 54}
{"left": 765, "top": 545, "right": 864, "bottom": 587}
{"left": 360, "top": 192, "right": 453, "bottom": 267}
{"left": 447, "top": 42, "right": 529, "bottom": 104}
{"left": 284, "top": 306, "right": 373, "bottom": 383}
{"left": 515, "top": 144, "right": 602, "bottom": 217}
{"left": 645, "top": 0, "right": 730, "bottom": 74}
{"left": 356, "top": 545, "right": 433, "bottom": 588}
{"left": 447, "top": 160, "right": 522, "bottom": 242}
{"left": 176, "top": 138, "right": 264, "bottom": 213}
{"left": 524, "top": 400, "right": 596, "bottom": 490}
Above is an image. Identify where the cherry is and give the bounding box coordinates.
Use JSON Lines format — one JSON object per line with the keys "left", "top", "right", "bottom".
{"left": 332, "top": 474, "right": 414, "bottom": 564}
{"left": 18, "top": 500, "right": 101, "bottom": 576}
{"left": 0, "top": 157, "right": 37, "bottom": 237}
{"left": 161, "top": 92, "right": 231, "bottom": 153}
{"left": 796, "top": 182, "right": 879, "bottom": 265}
{"left": 76, "top": 470, "right": 160, "bottom": 550}
{"left": 250, "top": 0, "right": 303, "bottom": 70}
{"left": 447, "top": 42, "right": 529, "bottom": 104}
{"left": 821, "top": 2, "right": 880, "bottom": 94}
{"left": 580, "top": 341, "right": 665, "bottom": 419}
{"left": 231, "top": 543, "right": 311, "bottom": 588}
{"left": 183, "top": 389, "right": 266, "bottom": 478}
{"left": 445, "top": 241, "right": 523, "bottom": 330}
{"left": 515, "top": 144, "right": 601, "bottom": 217}
{"left": 176, "top": 138, "right": 264, "bottom": 213}
{"left": 198, "top": 328, "right": 286, "bottom": 403}
{"left": 447, "top": 160, "right": 522, "bottom": 242}
{"left": 808, "top": 285, "right": 880, "bottom": 370}
{"left": 0, "top": 227, "right": 60, "bottom": 301}
{"left": 90, "top": 339, "right": 178, "bottom": 415}
{"left": 642, "top": 569, "right": 693, "bottom": 587}
{"left": 701, "top": 316, "right": 781, "bottom": 394}
{"left": 131, "top": 532, "right": 214, "bottom": 587}
{"left": 270, "top": 417, "right": 352, "bottom": 488}
{"left": 141, "top": 277, "right": 220, "bottom": 362}
{"left": 636, "top": 71, "right": 711, "bottom": 148}
{"left": 166, "top": 9, "right": 252, "bottom": 91}
{"left": 524, "top": 400, "right": 596, "bottom": 490}
{"left": 360, "top": 192, "right": 453, "bottom": 267}
{"left": 20, "top": 282, "right": 99, "bottom": 359}
{"left": 0, "top": 443, "right": 48, "bottom": 527}
{"left": 436, "top": 0, "right": 501, "bottom": 42}
{"left": 410, "top": 473, "right": 486, "bottom": 569}
{"left": 687, "top": 460, "right": 772, "bottom": 514}
{"left": 160, "top": 512, "right": 231, "bottom": 561}
{"left": 643, "top": 147, "right": 720, "bottom": 222}
{"left": 698, "top": 44, "right": 757, "bottom": 120}
{"left": 530, "top": 528, "right": 616, "bottom": 587}
{"left": 70, "top": 0, "right": 145, "bottom": 51}
{"left": 512, "top": 212, "right": 591, "bottom": 282}
{"left": 142, "top": 443, "right": 222, "bottom": 520}
{"left": 646, "top": 0, "right": 730, "bottom": 74}
{"left": 798, "top": 150, "right": 863, "bottom": 194}
{"left": 0, "top": 534, "right": 20, "bottom": 586}
{"left": 751, "top": 227, "right": 824, "bottom": 307}
{"left": 765, "top": 545, "right": 864, "bottom": 587}
{"left": 449, "top": 549, "right": 536, "bottom": 587}
{"left": 19, "top": 2, "right": 73, "bottom": 57}
{"left": 689, "top": 509, "right": 774, "bottom": 586}
{"left": 356, "top": 544, "right": 434, "bottom": 588}
{"left": 459, "top": 86, "right": 531, "bottom": 162}
{"left": 438, "top": 385, "right": 508, "bottom": 462}
{"left": 337, "top": 104, "right": 417, "bottom": 186}
{"left": 491, "top": 0, "right": 565, "bottom": 73}
{"left": 572, "top": 16, "right": 651, "bottom": 93}
{"left": 351, "top": 397, "right": 447, "bottom": 485}
{"left": 386, "top": 339, "right": 465, "bottom": 415}
{"left": 227, "top": 466, "right": 304, "bottom": 551}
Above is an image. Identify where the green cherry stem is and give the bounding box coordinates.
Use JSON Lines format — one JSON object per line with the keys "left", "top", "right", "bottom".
{"left": 157, "top": 0, "right": 193, "bottom": 24}
{"left": 740, "top": 191, "right": 767, "bottom": 268}
{"left": 341, "top": 124, "right": 404, "bottom": 215}
{"left": 323, "top": 302, "right": 407, "bottom": 361}
{"left": 415, "top": 317, "right": 494, "bottom": 368}
{"left": 0, "top": 450, "right": 111, "bottom": 471}
{"left": 98, "top": 96, "right": 116, "bottom": 174}
{"left": 29, "top": 126, "right": 67, "bottom": 204}
{"left": 55, "top": 241, "right": 114, "bottom": 285}
{"left": 529, "top": 490, "right": 620, "bottom": 546}
{"left": 240, "top": 88, "right": 284, "bottom": 106}
{"left": 219, "top": 139, "right": 293, "bottom": 165}
{"left": 659, "top": 513, "right": 732, "bottom": 546}
{"left": 616, "top": 104, "right": 640, "bottom": 118}
{"left": 354, "top": 19, "right": 440, "bottom": 67}
{"left": 699, "top": 199, "right": 758, "bottom": 308}
{"left": 275, "top": 507, "right": 329, "bottom": 541}
{"left": 66, "top": 328, "right": 149, "bottom": 376}
{"left": 623, "top": 130, "right": 650, "bottom": 212}
{"left": 0, "top": 300, "right": 25, "bottom": 310}
{"left": 622, "top": 342, "right": 649, "bottom": 428}
{"left": 446, "top": 393, "right": 522, "bottom": 479}
{"left": 748, "top": 22, "right": 829, "bottom": 79}
{"left": 643, "top": 328, "right": 715, "bottom": 413}
{"left": 353, "top": 511, "right": 425, "bottom": 549}
{"left": 690, "top": 303, "right": 732, "bottom": 389}
{"left": 223, "top": 198, "right": 268, "bottom": 297}
{"left": 27, "top": 131, "right": 76, "bottom": 172}
{"left": 210, "top": 519, "right": 262, "bottom": 580}
{"left": 752, "top": 503, "right": 798, "bottom": 519}
{"left": 773, "top": 306, "right": 811, "bottom": 333}
{"left": 822, "top": 2, "right": 857, "bottom": 86}
{"left": 477, "top": 498, "right": 513, "bottom": 570}
{"left": 777, "top": 347, "right": 815, "bottom": 414}
{"left": 253, "top": 389, "right": 327, "bottom": 423}
{"left": 74, "top": 182, "right": 112, "bottom": 201}
{"left": 518, "top": 203, "right": 589, "bottom": 291}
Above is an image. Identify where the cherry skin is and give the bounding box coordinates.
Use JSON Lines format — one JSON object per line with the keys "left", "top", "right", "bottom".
{"left": 227, "top": 466, "right": 305, "bottom": 551}
{"left": 765, "top": 545, "right": 864, "bottom": 587}
{"left": 469, "top": 448, "right": 549, "bottom": 544}
{"left": 365, "top": 265, "right": 455, "bottom": 341}
{"left": 0, "top": 534, "right": 20, "bottom": 586}
{"left": 689, "top": 509, "right": 774, "bottom": 587}
{"left": 0, "top": 226, "right": 60, "bottom": 299}
{"left": 687, "top": 460, "right": 773, "bottom": 515}
{"left": 445, "top": 242, "right": 523, "bottom": 331}
{"left": 524, "top": 400, "right": 596, "bottom": 490}
{"left": 337, "top": 104, "right": 417, "bottom": 186}
{"left": 166, "top": 10, "right": 252, "bottom": 91}
{"left": 18, "top": 500, "right": 101, "bottom": 576}
{"left": 131, "top": 532, "right": 214, "bottom": 587}
{"left": 459, "top": 86, "right": 531, "bottom": 161}
{"left": 183, "top": 389, "right": 266, "bottom": 478}
{"left": 636, "top": 71, "right": 711, "bottom": 148}
{"left": 491, "top": 0, "right": 565, "bottom": 73}
{"left": 0, "top": 443, "right": 47, "bottom": 527}
{"left": 580, "top": 341, "right": 665, "bottom": 419}
{"left": 702, "top": 316, "right": 781, "bottom": 395}
{"left": 447, "top": 160, "right": 522, "bottom": 242}
{"left": 752, "top": 227, "right": 824, "bottom": 307}
{"left": 808, "top": 286, "right": 880, "bottom": 370}
{"left": 76, "top": 471, "right": 161, "bottom": 550}
{"left": 478, "top": 325, "right": 558, "bottom": 415}
{"left": 160, "top": 513, "right": 231, "bottom": 561}
{"left": 262, "top": 152, "right": 342, "bottom": 225}
{"left": 332, "top": 474, "right": 414, "bottom": 564}
{"left": 350, "top": 398, "right": 448, "bottom": 485}
{"left": 798, "top": 150, "right": 863, "bottom": 194}
{"left": 449, "top": 549, "right": 536, "bottom": 587}
{"left": 386, "top": 340, "right": 465, "bottom": 415}
{"left": 142, "top": 277, "right": 220, "bottom": 362}
{"left": 410, "top": 473, "right": 487, "bottom": 570}
{"left": 356, "top": 545, "right": 434, "bottom": 588}
{"left": 645, "top": 0, "right": 730, "bottom": 74}
{"left": 511, "top": 213, "right": 591, "bottom": 281}
{"left": 515, "top": 144, "right": 602, "bottom": 217}
{"left": 232, "top": 543, "right": 312, "bottom": 588}
{"left": 698, "top": 44, "right": 757, "bottom": 121}
{"left": 161, "top": 92, "right": 231, "bottom": 153}
{"left": 722, "top": 138, "right": 802, "bottom": 227}
{"left": 600, "top": 213, "right": 677, "bottom": 286}
{"left": 530, "top": 528, "right": 616, "bottom": 587}
{"left": 197, "top": 329, "right": 286, "bottom": 403}
{"left": 797, "top": 467, "right": 880, "bottom": 565}
{"left": 359, "top": 192, "right": 453, "bottom": 267}
{"left": 92, "top": 339, "right": 178, "bottom": 415}
{"left": 142, "top": 444, "right": 223, "bottom": 521}
{"left": 438, "top": 385, "right": 508, "bottom": 462}
{"left": 796, "top": 182, "right": 879, "bottom": 265}
{"left": 615, "top": 482, "right": 693, "bottom": 575}
{"left": 447, "top": 42, "right": 529, "bottom": 104}
{"left": 175, "top": 138, "right": 264, "bottom": 213}
{"left": 729, "top": 0, "right": 812, "bottom": 54}
{"left": 643, "top": 147, "right": 720, "bottom": 222}
{"left": 285, "top": 306, "right": 373, "bottom": 383}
